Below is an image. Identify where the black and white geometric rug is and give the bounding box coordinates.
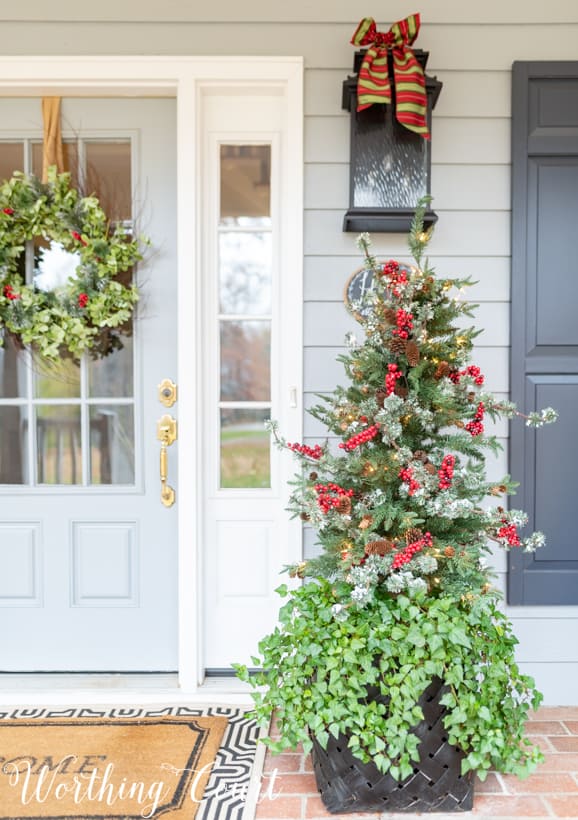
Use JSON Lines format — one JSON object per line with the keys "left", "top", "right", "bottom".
{"left": 0, "top": 704, "right": 260, "bottom": 820}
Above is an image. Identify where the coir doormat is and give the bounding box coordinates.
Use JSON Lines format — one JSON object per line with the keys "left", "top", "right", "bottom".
{"left": 0, "top": 706, "right": 258, "bottom": 820}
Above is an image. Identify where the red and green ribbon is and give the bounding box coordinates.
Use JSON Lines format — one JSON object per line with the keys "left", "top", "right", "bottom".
{"left": 351, "top": 13, "right": 430, "bottom": 139}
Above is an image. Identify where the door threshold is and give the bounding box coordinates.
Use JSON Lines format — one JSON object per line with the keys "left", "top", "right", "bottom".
{"left": 0, "top": 674, "right": 254, "bottom": 707}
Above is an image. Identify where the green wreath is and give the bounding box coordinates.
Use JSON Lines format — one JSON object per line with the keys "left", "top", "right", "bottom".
{"left": 0, "top": 168, "right": 144, "bottom": 360}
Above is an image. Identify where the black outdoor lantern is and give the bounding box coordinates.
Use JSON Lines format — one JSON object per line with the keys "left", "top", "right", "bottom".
{"left": 342, "top": 15, "right": 443, "bottom": 233}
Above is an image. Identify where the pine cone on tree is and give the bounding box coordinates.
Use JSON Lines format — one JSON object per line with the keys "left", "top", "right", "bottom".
{"left": 365, "top": 539, "right": 395, "bottom": 556}
{"left": 289, "top": 561, "right": 308, "bottom": 578}
{"left": 405, "top": 340, "right": 420, "bottom": 367}
{"left": 375, "top": 387, "right": 388, "bottom": 407}
{"left": 434, "top": 361, "right": 451, "bottom": 380}
{"left": 394, "top": 383, "right": 408, "bottom": 399}
{"left": 414, "top": 450, "right": 435, "bottom": 473}
{"left": 383, "top": 307, "right": 398, "bottom": 324}
{"left": 389, "top": 337, "right": 407, "bottom": 356}
{"left": 405, "top": 528, "right": 424, "bottom": 544}
{"left": 335, "top": 496, "right": 352, "bottom": 515}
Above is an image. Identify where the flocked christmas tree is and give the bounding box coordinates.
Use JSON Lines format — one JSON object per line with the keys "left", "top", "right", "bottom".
{"left": 270, "top": 201, "right": 557, "bottom": 605}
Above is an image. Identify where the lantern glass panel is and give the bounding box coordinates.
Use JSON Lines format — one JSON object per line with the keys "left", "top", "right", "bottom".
{"left": 352, "top": 106, "right": 428, "bottom": 209}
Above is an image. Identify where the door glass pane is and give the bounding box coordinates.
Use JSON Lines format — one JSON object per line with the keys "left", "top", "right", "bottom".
{"left": 0, "top": 405, "right": 28, "bottom": 484}
{"left": 36, "top": 405, "right": 81, "bottom": 484}
{"left": 0, "top": 332, "right": 27, "bottom": 398}
{"left": 219, "top": 232, "right": 272, "bottom": 314}
{"left": 220, "top": 144, "right": 271, "bottom": 226}
{"left": 0, "top": 142, "right": 24, "bottom": 180}
{"left": 85, "top": 141, "right": 132, "bottom": 223}
{"left": 220, "top": 321, "right": 270, "bottom": 401}
{"left": 89, "top": 405, "right": 134, "bottom": 485}
{"left": 88, "top": 329, "right": 134, "bottom": 398}
{"left": 220, "top": 408, "right": 270, "bottom": 488}
{"left": 31, "top": 141, "right": 79, "bottom": 187}
{"left": 34, "top": 356, "right": 80, "bottom": 399}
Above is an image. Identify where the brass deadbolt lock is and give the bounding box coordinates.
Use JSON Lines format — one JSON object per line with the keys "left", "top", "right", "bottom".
{"left": 158, "top": 378, "right": 177, "bottom": 408}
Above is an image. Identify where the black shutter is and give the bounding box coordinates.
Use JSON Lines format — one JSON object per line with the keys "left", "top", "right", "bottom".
{"left": 509, "top": 62, "right": 578, "bottom": 604}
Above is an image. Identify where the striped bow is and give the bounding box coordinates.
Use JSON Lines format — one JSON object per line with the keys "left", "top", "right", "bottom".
{"left": 351, "top": 14, "right": 430, "bottom": 139}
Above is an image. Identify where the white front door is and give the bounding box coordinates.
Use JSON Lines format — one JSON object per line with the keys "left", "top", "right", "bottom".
{"left": 0, "top": 98, "right": 178, "bottom": 671}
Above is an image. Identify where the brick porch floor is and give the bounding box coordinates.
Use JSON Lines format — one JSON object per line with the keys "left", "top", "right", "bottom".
{"left": 254, "top": 707, "right": 578, "bottom": 819}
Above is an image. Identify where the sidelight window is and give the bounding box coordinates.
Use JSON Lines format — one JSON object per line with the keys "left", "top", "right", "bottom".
{"left": 218, "top": 144, "right": 273, "bottom": 489}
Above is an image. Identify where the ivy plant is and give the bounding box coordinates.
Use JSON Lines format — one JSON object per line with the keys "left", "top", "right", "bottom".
{"left": 236, "top": 581, "right": 543, "bottom": 781}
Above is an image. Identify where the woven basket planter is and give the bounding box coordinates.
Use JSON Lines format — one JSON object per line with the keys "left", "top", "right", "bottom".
{"left": 310, "top": 677, "right": 474, "bottom": 813}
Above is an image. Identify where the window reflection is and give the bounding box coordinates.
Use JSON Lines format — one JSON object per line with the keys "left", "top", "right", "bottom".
{"left": 90, "top": 405, "right": 134, "bottom": 485}
{"left": 33, "top": 238, "right": 81, "bottom": 292}
{"left": 85, "top": 141, "right": 132, "bottom": 224}
{"left": 220, "top": 408, "right": 270, "bottom": 488}
{"left": 0, "top": 142, "right": 24, "bottom": 181}
{"left": 36, "top": 405, "right": 82, "bottom": 485}
{"left": 0, "top": 405, "right": 28, "bottom": 484}
{"left": 220, "top": 321, "right": 270, "bottom": 402}
{"left": 88, "top": 328, "right": 134, "bottom": 398}
{"left": 34, "top": 354, "right": 80, "bottom": 399}
{"left": 220, "top": 144, "right": 271, "bottom": 225}
{"left": 219, "top": 232, "right": 272, "bottom": 315}
{"left": 0, "top": 331, "right": 27, "bottom": 399}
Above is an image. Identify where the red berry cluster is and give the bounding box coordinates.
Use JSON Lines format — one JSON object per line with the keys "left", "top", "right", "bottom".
{"left": 2, "top": 207, "right": 14, "bottom": 216}
{"left": 71, "top": 230, "right": 88, "bottom": 247}
{"left": 3, "top": 284, "right": 20, "bottom": 301}
{"left": 465, "top": 402, "right": 485, "bottom": 436}
{"left": 382, "top": 259, "right": 399, "bottom": 276}
{"left": 314, "top": 483, "right": 354, "bottom": 513}
{"left": 386, "top": 363, "right": 403, "bottom": 395}
{"left": 449, "top": 365, "right": 485, "bottom": 386}
{"left": 438, "top": 454, "right": 456, "bottom": 490}
{"left": 78, "top": 292, "right": 89, "bottom": 309}
{"left": 399, "top": 466, "right": 420, "bottom": 496}
{"left": 497, "top": 519, "right": 521, "bottom": 547}
{"left": 381, "top": 259, "right": 408, "bottom": 297}
{"left": 339, "top": 423, "right": 380, "bottom": 451}
{"left": 392, "top": 308, "right": 414, "bottom": 340}
{"left": 287, "top": 441, "right": 323, "bottom": 459}
{"left": 392, "top": 532, "right": 433, "bottom": 570}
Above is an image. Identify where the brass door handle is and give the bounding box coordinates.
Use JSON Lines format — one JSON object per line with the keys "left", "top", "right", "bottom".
{"left": 157, "top": 414, "right": 177, "bottom": 507}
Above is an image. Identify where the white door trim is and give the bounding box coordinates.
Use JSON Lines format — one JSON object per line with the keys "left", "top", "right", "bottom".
{"left": 0, "top": 56, "right": 304, "bottom": 701}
